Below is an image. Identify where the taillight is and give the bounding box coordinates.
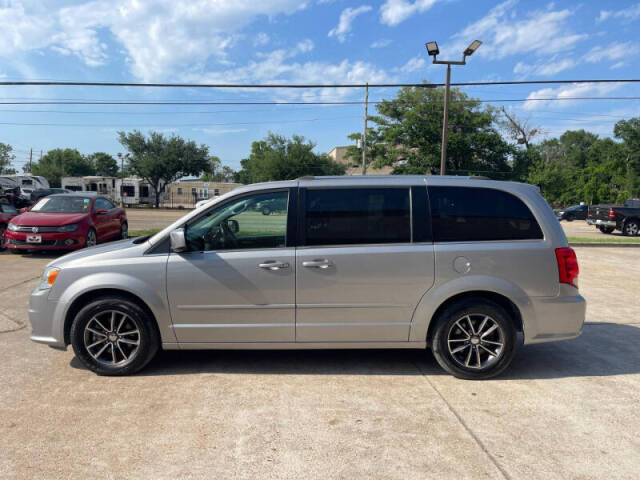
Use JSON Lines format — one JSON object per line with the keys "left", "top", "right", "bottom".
{"left": 555, "top": 247, "right": 579, "bottom": 288}
{"left": 609, "top": 208, "right": 616, "bottom": 219}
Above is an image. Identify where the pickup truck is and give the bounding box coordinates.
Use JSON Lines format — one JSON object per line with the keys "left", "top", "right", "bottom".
{"left": 587, "top": 198, "right": 640, "bottom": 235}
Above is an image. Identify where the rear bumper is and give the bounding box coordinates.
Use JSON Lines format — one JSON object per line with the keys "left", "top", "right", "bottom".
{"left": 523, "top": 292, "right": 586, "bottom": 344}
{"left": 587, "top": 219, "right": 616, "bottom": 227}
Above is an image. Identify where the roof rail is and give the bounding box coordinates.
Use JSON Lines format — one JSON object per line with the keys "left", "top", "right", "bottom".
{"left": 468, "top": 176, "right": 491, "bottom": 180}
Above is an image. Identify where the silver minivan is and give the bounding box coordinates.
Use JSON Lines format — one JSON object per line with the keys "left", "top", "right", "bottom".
{"left": 29, "top": 176, "right": 586, "bottom": 379}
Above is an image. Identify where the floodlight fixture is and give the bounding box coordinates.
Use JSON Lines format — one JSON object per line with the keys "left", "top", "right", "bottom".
{"left": 463, "top": 40, "right": 482, "bottom": 57}
{"left": 425, "top": 41, "right": 439, "bottom": 57}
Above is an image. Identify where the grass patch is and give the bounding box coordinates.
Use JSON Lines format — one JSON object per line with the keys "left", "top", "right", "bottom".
{"left": 567, "top": 236, "right": 640, "bottom": 244}
{"left": 129, "top": 228, "right": 161, "bottom": 237}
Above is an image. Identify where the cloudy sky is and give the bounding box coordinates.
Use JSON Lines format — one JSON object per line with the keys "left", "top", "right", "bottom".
{"left": 1, "top": 0, "right": 640, "bottom": 171}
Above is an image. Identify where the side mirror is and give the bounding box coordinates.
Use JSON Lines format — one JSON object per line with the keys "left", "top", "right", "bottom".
{"left": 19, "top": 207, "right": 28, "bottom": 213}
{"left": 96, "top": 209, "right": 107, "bottom": 215}
{"left": 170, "top": 228, "right": 188, "bottom": 253}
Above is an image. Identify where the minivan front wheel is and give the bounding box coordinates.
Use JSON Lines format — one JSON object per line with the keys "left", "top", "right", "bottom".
{"left": 70, "top": 296, "right": 159, "bottom": 376}
{"left": 431, "top": 299, "right": 517, "bottom": 380}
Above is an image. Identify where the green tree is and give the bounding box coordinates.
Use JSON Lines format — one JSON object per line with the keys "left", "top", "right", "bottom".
{"left": 201, "top": 156, "right": 237, "bottom": 182}
{"left": 0, "top": 142, "right": 17, "bottom": 174}
{"left": 31, "top": 148, "right": 95, "bottom": 187}
{"left": 87, "top": 152, "right": 119, "bottom": 176}
{"left": 614, "top": 117, "right": 640, "bottom": 198}
{"left": 118, "top": 130, "right": 211, "bottom": 207}
{"left": 235, "top": 133, "right": 345, "bottom": 184}
{"left": 349, "top": 84, "right": 513, "bottom": 178}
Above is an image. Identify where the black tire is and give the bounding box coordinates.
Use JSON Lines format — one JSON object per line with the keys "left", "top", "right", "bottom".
{"left": 120, "top": 222, "right": 128, "bottom": 239}
{"left": 599, "top": 226, "right": 614, "bottom": 234}
{"left": 9, "top": 248, "right": 22, "bottom": 254}
{"left": 261, "top": 206, "right": 271, "bottom": 216}
{"left": 565, "top": 214, "right": 574, "bottom": 222}
{"left": 85, "top": 228, "right": 97, "bottom": 247}
{"left": 70, "top": 296, "right": 160, "bottom": 376}
{"left": 623, "top": 220, "right": 639, "bottom": 237}
{"left": 430, "top": 299, "right": 517, "bottom": 380}
{"left": 0, "top": 223, "right": 5, "bottom": 250}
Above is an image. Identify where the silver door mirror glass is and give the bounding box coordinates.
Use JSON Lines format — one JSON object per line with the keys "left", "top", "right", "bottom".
{"left": 170, "top": 228, "right": 187, "bottom": 252}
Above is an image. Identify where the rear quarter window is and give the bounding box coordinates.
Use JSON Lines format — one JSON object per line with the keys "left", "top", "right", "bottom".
{"left": 428, "top": 186, "right": 543, "bottom": 242}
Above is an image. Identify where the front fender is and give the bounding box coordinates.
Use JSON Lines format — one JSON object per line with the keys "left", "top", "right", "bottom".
{"left": 408, "top": 275, "right": 535, "bottom": 343}
{"left": 51, "top": 271, "right": 176, "bottom": 345}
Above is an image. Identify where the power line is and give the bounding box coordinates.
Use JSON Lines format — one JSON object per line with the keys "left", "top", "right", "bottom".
{"left": 1, "top": 79, "right": 639, "bottom": 88}
{"left": 1, "top": 96, "right": 640, "bottom": 106}
{"left": 0, "top": 115, "right": 361, "bottom": 128}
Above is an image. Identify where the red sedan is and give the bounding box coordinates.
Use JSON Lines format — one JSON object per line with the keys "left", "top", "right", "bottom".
{"left": 4, "top": 194, "right": 128, "bottom": 252}
{"left": 0, "top": 203, "right": 19, "bottom": 249}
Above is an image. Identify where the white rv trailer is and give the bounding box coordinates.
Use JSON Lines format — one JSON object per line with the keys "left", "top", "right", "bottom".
{"left": 0, "top": 175, "right": 50, "bottom": 196}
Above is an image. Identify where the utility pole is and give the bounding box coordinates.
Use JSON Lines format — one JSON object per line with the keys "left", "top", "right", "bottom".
{"left": 29, "top": 148, "right": 32, "bottom": 173}
{"left": 362, "top": 83, "right": 368, "bottom": 175}
{"left": 425, "top": 40, "right": 482, "bottom": 175}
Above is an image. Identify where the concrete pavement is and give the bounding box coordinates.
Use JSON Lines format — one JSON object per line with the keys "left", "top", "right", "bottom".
{"left": 1, "top": 247, "right": 639, "bottom": 479}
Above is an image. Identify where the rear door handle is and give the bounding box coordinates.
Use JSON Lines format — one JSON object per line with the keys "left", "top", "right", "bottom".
{"left": 302, "top": 259, "right": 334, "bottom": 269}
{"left": 258, "top": 261, "right": 290, "bottom": 270}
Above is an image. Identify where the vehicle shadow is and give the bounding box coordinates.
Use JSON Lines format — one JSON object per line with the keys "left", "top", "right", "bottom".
{"left": 70, "top": 322, "right": 640, "bottom": 379}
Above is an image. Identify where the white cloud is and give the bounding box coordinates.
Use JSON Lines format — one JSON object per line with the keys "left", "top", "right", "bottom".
{"left": 611, "top": 61, "right": 625, "bottom": 69}
{"left": 0, "top": 0, "right": 309, "bottom": 79}
{"left": 583, "top": 42, "right": 640, "bottom": 64}
{"left": 448, "top": 1, "right": 586, "bottom": 60}
{"left": 379, "top": 0, "right": 438, "bottom": 26}
{"left": 196, "top": 127, "right": 249, "bottom": 135}
{"left": 597, "top": 4, "right": 640, "bottom": 22}
{"left": 522, "top": 83, "right": 624, "bottom": 111}
{"left": 513, "top": 59, "right": 576, "bottom": 77}
{"left": 370, "top": 39, "right": 392, "bottom": 48}
{"left": 398, "top": 55, "right": 426, "bottom": 73}
{"left": 328, "top": 5, "right": 372, "bottom": 43}
{"left": 253, "top": 33, "right": 271, "bottom": 47}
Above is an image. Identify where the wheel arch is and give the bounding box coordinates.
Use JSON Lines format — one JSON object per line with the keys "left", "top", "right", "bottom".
{"left": 63, "top": 288, "right": 158, "bottom": 345}
{"left": 424, "top": 291, "right": 523, "bottom": 347}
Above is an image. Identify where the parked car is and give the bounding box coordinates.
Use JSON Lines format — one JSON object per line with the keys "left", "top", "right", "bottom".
{"left": 555, "top": 204, "right": 588, "bottom": 222}
{"left": 586, "top": 198, "right": 640, "bottom": 235}
{"left": 255, "top": 196, "right": 287, "bottom": 215}
{"left": 5, "top": 194, "right": 127, "bottom": 253}
{"left": 0, "top": 203, "right": 19, "bottom": 249}
{"left": 28, "top": 176, "right": 585, "bottom": 379}
{"left": 30, "top": 188, "right": 72, "bottom": 203}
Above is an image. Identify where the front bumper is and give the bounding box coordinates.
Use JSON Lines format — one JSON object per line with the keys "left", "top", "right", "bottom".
{"left": 4, "top": 230, "right": 85, "bottom": 250}
{"left": 28, "top": 286, "right": 66, "bottom": 348}
{"left": 524, "top": 292, "right": 586, "bottom": 344}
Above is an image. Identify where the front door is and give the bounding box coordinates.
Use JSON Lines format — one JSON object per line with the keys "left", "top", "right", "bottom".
{"left": 167, "top": 189, "right": 295, "bottom": 344}
{"left": 295, "top": 186, "right": 435, "bottom": 342}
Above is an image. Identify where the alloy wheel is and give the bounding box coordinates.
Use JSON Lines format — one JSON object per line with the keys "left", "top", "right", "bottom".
{"left": 447, "top": 314, "right": 505, "bottom": 370}
{"left": 86, "top": 230, "right": 97, "bottom": 247}
{"left": 83, "top": 310, "right": 141, "bottom": 367}
{"left": 625, "top": 222, "right": 639, "bottom": 236}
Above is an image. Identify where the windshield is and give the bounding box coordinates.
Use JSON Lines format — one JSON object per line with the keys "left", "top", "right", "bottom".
{"left": 1, "top": 204, "right": 17, "bottom": 214}
{"left": 31, "top": 196, "right": 91, "bottom": 213}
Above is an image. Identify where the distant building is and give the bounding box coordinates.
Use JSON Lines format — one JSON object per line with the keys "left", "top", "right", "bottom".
{"left": 166, "top": 180, "right": 243, "bottom": 207}
{"left": 328, "top": 146, "right": 395, "bottom": 176}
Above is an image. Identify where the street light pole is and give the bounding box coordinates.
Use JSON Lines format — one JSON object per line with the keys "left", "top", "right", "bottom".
{"left": 425, "top": 40, "right": 482, "bottom": 175}
{"left": 440, "top": 64, "right": 451, "bottom": 176}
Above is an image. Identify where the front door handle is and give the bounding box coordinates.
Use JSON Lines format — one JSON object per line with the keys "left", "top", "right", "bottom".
{"left": 302, "top": 259, "right": 334, "bottom": 269}
{"left": 258, "top": 261, "right": 290, "bottom": 270}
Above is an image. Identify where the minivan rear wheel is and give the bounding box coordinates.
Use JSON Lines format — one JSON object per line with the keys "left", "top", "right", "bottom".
{"left": 431, "top": 299, "right": 517, "bottom": 380}
{"left": 70, "top": 296, "right": 159, "bottom": 376}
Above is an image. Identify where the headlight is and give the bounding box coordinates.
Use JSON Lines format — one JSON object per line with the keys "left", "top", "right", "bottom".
{"left": 39, "top": 267, "right": 60, "bottom": 290}
{"left": 57, "top": 223, "right": 78, "bottom": 232}
{"left": 8, "top": 223, "right": 18, "bottom": 231}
